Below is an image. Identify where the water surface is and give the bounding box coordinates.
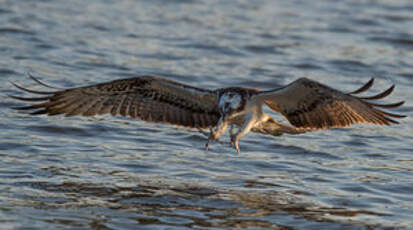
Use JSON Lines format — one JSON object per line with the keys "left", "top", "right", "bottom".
{"left": 1, "top": 0, "right": 413, "bottom": 229}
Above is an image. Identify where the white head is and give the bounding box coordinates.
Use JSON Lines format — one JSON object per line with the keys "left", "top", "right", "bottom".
{"left": 218, "top": 92, "right": 243, "bottom": 119}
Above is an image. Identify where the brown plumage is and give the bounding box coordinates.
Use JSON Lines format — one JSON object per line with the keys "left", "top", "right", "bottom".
{"left": 257, "top": 78, "right": 405, "bottom": 130}
{"left": 10, "top": 75, "right": 220, "bottom": 129}
{"left": 10, "top": 75, "right": 406, "bottom": 153}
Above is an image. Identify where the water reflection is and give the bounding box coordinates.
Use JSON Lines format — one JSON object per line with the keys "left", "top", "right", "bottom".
{"left": 4, "top": 179, "right": 390, "bottom": 229}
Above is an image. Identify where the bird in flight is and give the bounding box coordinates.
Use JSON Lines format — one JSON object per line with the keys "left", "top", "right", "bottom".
{"left": 10, "top": 75, "right": 406, "bottom": 153}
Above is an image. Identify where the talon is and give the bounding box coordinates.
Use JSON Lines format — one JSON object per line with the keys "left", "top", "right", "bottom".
{"left": 205, "top": 134, "right": 214, "bottom": 151}
{"left": 234, "top": 141, "right": 240, "bottom": 154}
{"left": 205, "top": 118, "right": 228, "bottom": 151}
{"left": 230, "top": 135, "right": 240, "bottom": 154}
{"left": 205, "top": 128, "right": 222, "bottom": 151}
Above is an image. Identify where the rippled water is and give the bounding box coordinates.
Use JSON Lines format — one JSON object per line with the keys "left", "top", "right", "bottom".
{"left": 1, "top": 0, "right": 413, "bottom": 229}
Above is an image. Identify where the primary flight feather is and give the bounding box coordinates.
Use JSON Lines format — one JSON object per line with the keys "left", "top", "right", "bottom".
{"left": 10, "top": 75, "right": 406, "bottom": 153}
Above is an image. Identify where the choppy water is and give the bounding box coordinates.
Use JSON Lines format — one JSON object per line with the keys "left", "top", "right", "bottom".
{"left": 1, "top": 0, "right": 413, "bottom": 229}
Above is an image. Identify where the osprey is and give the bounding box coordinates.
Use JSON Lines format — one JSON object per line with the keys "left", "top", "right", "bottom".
{"left": 10, "top": 75, "right": 406, "bottom": 153}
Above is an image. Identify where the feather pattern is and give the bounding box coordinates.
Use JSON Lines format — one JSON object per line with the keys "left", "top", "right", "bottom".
{"left": 11, "top": 76, "right": 220, "bottom": 128}
{"left": 254, "top": 77, "right": 405, "bottom": 130}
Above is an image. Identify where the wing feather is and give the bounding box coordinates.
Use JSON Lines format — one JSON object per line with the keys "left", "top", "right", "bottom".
{"left": 66, "top": 98, "right": 91, "bottom": 117}
{"left": 11, "top": 75, "right": 220, "bottom": 128}
{"left": 365, "top": 101, "right": 404, "bottom": 109}
{"left": 83, "top": 97, "right": 104, "bottom": 116}
{"left": 119, "top": 96, "right": 129, "bottom": 116}
{"left": 348, "top": 78, "right": 374, "bottom": 94}
{"left": 254, "top": 78, "right": 406, "bottom": 130}
{"left": 128, "top": 94, "right": 140, "bottom": 118}
{"left": 357, "top": 84, "right": 395, "bottom": 100}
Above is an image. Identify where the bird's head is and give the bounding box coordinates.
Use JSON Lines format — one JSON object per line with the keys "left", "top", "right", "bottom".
{"left": 218, "top": 91, "right": 243, "bottom": 120}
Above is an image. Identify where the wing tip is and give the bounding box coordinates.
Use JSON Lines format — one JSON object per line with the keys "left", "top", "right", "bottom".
{"left": 7, "top": 94, "right": 51, "bottom": 102}
{"left": 10, "top": 81, "right": 56, "bottom": 95}
{"left": 27, "top": 73, "right": 62, "bottom": 89}
{"left": 358, "top": 83, "right": 395, "bottom": 100}
{"left": 348, "top": 77, "right": 375, "bottom": 95}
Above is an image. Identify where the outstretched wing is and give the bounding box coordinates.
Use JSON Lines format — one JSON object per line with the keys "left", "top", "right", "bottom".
{"left": 253, "top": 78, "right": 406, "bottom": 130}
{"left": 10, "top": 75, "right": 220, "bottom": 128}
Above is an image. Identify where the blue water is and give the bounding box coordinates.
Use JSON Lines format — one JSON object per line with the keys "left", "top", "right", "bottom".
{"left": 1, "top": 0, "right": 412, "bottom": 229}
